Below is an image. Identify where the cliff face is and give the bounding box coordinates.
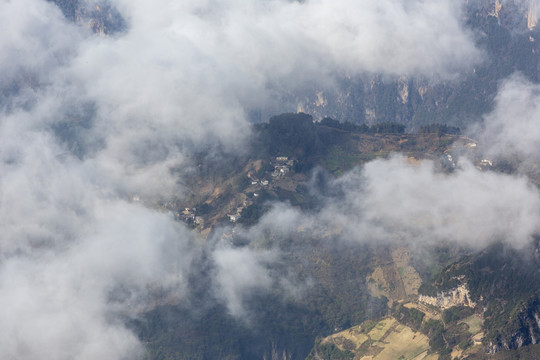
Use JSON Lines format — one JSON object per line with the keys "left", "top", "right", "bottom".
{"left": 48, "top": 0, "right": 540, "bottom": 130}
{"left": 298, "top": 1, "right": 540, "bottom": 129}
{"left": 420, "top": 241, "right": 540, "bottom": 356}
{"left": 527, "top": 1, "right": 538, "bottom": 30}
{"left": 48, "top": 0, "right": 125, "bottom": 35}
{"left": 497, "top": 297, "right": 540, "bottom": 350}
{"left": 484, "top": 298, "right": 540, "bottom": 354}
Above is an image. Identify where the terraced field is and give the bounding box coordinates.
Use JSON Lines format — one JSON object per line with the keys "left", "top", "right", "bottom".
{"left": 319, "top": 317, "right": 437, "bottom": 360}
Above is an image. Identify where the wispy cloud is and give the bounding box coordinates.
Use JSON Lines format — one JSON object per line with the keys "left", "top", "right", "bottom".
{"left": 472, "top": 74, "right": 540, "bottom": 163}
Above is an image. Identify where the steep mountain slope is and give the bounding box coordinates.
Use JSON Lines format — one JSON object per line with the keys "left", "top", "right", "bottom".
{"left": 297, "top": 1, "right": 540, "bottom": 129}
{"left": 48, "top": 0, "right": 540, "bottom": 130}
{"left": 36, "top": 2, "right": 540, "bottom": 359}
{"left": 48, "top": 0, "right": 125, "bottom": 34}
{"left": 308, "top": 240, "right": 540, "bottom": 360}
{"left": 126, "top": 117, "right": 471, "bottom": 360}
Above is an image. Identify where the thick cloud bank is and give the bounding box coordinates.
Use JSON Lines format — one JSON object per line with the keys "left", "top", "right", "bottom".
{"left": 66, "top": 0, "right": 482, "bottom": 193}
{"left": 2, "top": 0, "right": 483, "bottom": 195}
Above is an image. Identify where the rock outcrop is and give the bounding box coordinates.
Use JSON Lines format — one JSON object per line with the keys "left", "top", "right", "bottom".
{"left": 419, "top": 284, "right": 477, "bottom": 310}
{"left": 528, "top": 0, "right": 538, "bottom": 30}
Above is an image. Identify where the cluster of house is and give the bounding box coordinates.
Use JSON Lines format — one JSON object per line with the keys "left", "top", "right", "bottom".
{"left": 228, "top": 205, "right": 245, "bottom": 223}
{"left": 478, "top": 159, "right": 493, "bottom": 169}
{"left": 248, "top": 175, "right": 269, "bottom": 187}
{"left": 444, "top": 140, "right": 494, "bottom": 171}
{"left": 444, "top": 153, "right": 493, "bottom": 171}
{"left": 247, "top": 156, "right": 294, "bottom": 186}
{"left": 227, "top": 157, "right": 297, "bottom": 224}
{"left": 271, "top": 156, "right": 293, "bottom": 177}
{"left": 230, "top": 158, "right": 294, "bottom": 223}
{"left": 176, "top": 207, "right": 204, "bottom": 226}
{"left": 272, "top": 165, "right": 290, "bottom": 177}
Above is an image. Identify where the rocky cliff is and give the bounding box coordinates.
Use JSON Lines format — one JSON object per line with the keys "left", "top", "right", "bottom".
{"left": 487, "top": 297, "right": 540, "bottom": 352}
{"left": 298, "top": 1, "right": 540, "bottom": 130}
{"left": 49, "top": 0, "right": 125, "bottom": 34}
{"left": 419, "top": 283, "right": 477, "bottom": 310}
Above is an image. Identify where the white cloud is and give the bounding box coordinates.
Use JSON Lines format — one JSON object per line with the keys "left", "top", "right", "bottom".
{"left": 0, "top": 0, "right": 80, "bottom": 84}
{"left": 473, "top": 74, "right": 540, "bottom": 162}
{"left": 0, "top": 110, "right": 196, "bottom": 359}
{"left": 332, "top": 156, "right": 540, "bottom": 248}
{"left": 212, "top": 245, "right": 276, "bottom": 317}
{"left": 248, "top": 154, "right": 540, "bottom": 251}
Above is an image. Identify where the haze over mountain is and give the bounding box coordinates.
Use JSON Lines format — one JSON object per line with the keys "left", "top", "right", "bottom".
{"left": 2, "top": 0, "right": 540, "bottom": 359}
